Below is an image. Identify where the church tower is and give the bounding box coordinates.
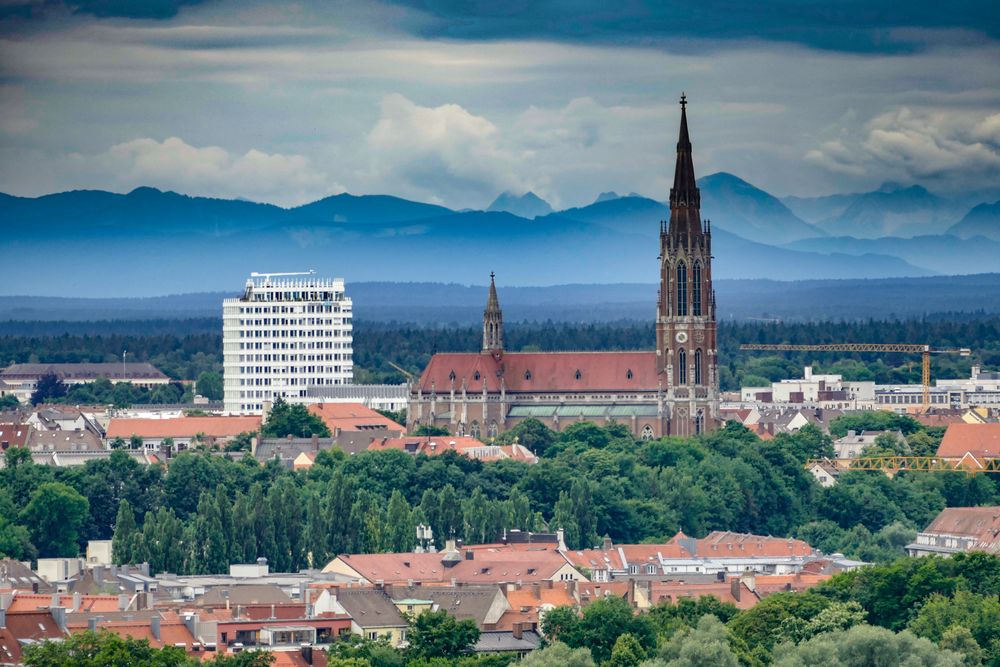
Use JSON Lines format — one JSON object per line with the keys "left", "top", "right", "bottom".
{"left": 656, "top": 95, "right": 719, "bottom": 436}
{"left": 482, "top": 272, "right": 504, "bottom": 357}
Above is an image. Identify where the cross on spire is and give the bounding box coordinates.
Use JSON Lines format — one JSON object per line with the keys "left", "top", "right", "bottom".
{"left": 680, "top": 92, "right": 687, "bottom": 109}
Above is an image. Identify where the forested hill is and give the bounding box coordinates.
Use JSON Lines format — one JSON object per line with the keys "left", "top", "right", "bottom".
{"left": 2, "top": 273, "right": 999, "bottom": 323}
{"left": 4, "top": 317, "right": 998, "bottom": 389}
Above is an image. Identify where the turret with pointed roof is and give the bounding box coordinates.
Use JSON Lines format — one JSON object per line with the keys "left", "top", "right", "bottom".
{"left": 482, "top": 272, "right": 504, "bottom": 356}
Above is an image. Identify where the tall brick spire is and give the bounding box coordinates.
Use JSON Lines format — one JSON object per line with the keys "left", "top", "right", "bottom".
{"left": 668, "top": 94, "right": 702, "bottom": 238}
{"left": 482, "top": 272, "right": 504, "bottom": 356}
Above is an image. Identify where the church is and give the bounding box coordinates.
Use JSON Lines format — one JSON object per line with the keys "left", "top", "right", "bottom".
{"left": 408, "top": 96, "right": 719, "bottom": 439}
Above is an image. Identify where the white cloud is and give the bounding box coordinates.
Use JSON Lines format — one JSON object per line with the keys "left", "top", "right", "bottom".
{"left": 364, "top": 93, "right": 533, "bottom": 209}
{"left": 65, "top": 136, "right": 338, "bottom": 206}
{"left": 806, "top": 107, "right": 1000, "bottom": 191}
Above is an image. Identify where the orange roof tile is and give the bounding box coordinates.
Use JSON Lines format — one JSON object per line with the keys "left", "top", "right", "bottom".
{"left": 6, "top": 593, "right": 122, "bottom": 613}
{"left": 308, "top": 403, "right": 404, "bottom": 433}
{"left": 106, "top": 416, "right": 261, "bottom": 439}
{"left": 937, "top": 424, "right": 1000, "bottom": 460}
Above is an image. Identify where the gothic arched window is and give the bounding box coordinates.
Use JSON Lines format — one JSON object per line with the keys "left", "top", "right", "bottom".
{"left": 488, "top": 421, "right": 498, "bottom": 438}
{"left": 694, "top": 348, "right": 703, "bottom": 385}
{"left": 524, "top": 370, "right": 532, "bottom": 381}
{"left": 676, "top": 262, "right": 688, "bottom": 316}
{"left": 471, "top": 421, "right": 481, "bottom": 439}
{"left": 626, "top": 369, "right": 633, "bottom": 380}
{"left": 677, "top": 348, "right": 687, "bottom": 385}
{"left": 692, "top": 261, "right": 702, "bottom": 316}
{"left": 695, "top": 409, "right": 705, "bottom": 435}
{"left": 640, "top": 425, "right": 654, "bottom": 440}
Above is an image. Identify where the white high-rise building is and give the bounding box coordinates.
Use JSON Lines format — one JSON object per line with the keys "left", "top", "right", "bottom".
{"left": 223, "top": 271, "right": 353, "bottom": 414}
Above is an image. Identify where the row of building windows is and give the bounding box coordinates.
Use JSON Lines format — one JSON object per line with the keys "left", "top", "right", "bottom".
{"left": 238, "top": 354, "right": 347, "bottom": 362}
{"left": 238, "top": 318, "right": 349, "bottom": 326}
{"left": 675, "top": 261, "right": 705, "bottom": 317}
{"left": 239, "top": 342, "right": 350, "bottom": 350}
{"left": 238, "top": 330, "right": 349, "bottom": 339}
{"left": 237, "top": 304, "right": 347, "bottom": 313}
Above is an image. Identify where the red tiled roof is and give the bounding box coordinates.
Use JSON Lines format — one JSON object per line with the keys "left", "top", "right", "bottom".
{"left": 0, "top": 423, "right": 31, "bottom": 448}
{"left": 333, "top": 548, "right": 573, "bottom": 585}
{"left": 367, "top": 436, "right": 538, "bottom": 463}
{"left": 65, "top": 619, "right": 197, "bottom": 650}
{"left": 937, "top": 424, "right": 1000, "bottom": 460}
{"left": 648, "top": 580, "right": 758, "bottom": 610}
{"left": 308, "top": 403, "right": 404, "bottom": 433}
{"left": 6, "top": 593, "right": 121, "bottom": 613}
{"left": 416, "top": 351, "right": 659, "bottom": 393}
{"left": 106, "top": 416, "right": 261, "bottom": 439}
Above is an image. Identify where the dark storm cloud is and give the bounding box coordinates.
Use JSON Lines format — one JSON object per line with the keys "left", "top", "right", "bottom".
{"left": 387, "top": 0, "right": 999, "bottom": 52}
{"left": 1, "top": 0, "right": 207, "bottom": 20}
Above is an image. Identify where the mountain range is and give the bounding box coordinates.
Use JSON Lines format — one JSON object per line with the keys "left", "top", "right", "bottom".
{"left": 1, "top": 172, "right": 998, "bottom": 297}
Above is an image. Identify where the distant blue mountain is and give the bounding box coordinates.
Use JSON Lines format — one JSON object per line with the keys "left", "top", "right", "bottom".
{"left": 0, "top": 181, "right": 941, "bottom": 296}
{"left": 697, "top": 172, "right": 823, "bottom": 243}
{"left": 290, "top": 192, "right": 452, "bottom": 224}
{"left": 785, "top": 182, "right": 962, "bottom": 238}
{"left": 784, "top": 234, "right": 1000, "bottom": 275}
{"left": 486, "top": 191, "right": 553, "bottom": 218}
{"left": 948, "top": 200, "right": 1000, "bottom": 241}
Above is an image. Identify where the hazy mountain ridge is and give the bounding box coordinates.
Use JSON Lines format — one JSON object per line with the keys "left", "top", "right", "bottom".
{"left": 948, "top": 200, "right": 1000, "bottom": 240}
{"left": 487, "top": 191, "right": 553, "bottom": 218}
{"left": 3, "top": 173, "right": 996, "bottom": 296}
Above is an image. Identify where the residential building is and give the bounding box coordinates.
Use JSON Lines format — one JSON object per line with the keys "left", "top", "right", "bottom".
{"left": 906, "top": 506, "right": 1000, "bottom": 557}
{"left": 408, "top": 98, "right": 719, "bottom": 439}
{"left": 0, "top": 363, "right": 170, "bottom": 403}
{"left": 323, "top": 540, "right": 586, "bottom": 586}
{"left": 306, "top": 403, "right": 404, "bottom": 435}
{"left": 936, "top": 423, "right": 1000, "bottom": 463}
{"left": 223, "top": 271, "right": 353, "bottom": 414}
{"left": 105, "top": 415, "right": 261, "bottom": 450}
{"left": 0, "top": 423, "right": 31, "bottom": 452}
{"left": 27, "top": 407, "right": 104, "bottom": 437}
{"left": 323, "top": 588, "right": 408, "bottom": 646}
{"left": 832, "top": 430, "right": 908, "bottom": 459}
{"left": 367, "top": 435, "right": 539, "bottom": 463}
{"left": 562, "top": 532, "right": 826, "bottom": 582}
{"left": 807, "top": 459, "right": 840, "bottom": 487}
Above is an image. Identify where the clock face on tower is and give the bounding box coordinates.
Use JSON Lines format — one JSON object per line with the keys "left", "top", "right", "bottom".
{"left": 675, "top": 332, "right": 688, "bottom": 343}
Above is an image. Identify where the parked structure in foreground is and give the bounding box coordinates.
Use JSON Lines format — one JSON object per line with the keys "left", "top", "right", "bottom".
{"left": 223, "top": 271, "right": 353, "bottom": 414}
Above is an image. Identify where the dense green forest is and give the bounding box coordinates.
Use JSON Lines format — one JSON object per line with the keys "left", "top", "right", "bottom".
{"left": 1, "top": 417, "right": 997, "bottom": 572}
{"left": 2, "top": 316, "right": 999, "bottom": 396}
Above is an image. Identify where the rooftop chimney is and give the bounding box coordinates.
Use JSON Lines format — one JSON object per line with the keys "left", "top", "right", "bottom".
{"left": 48, "top": 606, "right": 68, "bottom": 633}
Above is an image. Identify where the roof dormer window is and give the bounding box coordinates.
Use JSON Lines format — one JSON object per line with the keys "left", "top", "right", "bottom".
{"left": 524, "top": 370, "right": 532, "bottom": 381}
{"left": 448, "top": 370, "right": 456, "bottom": 381}
{"left": 473, "top": 371, "right": 481, "bottom": 381}
{"left": 575, "top": 370, "right": 582, "bottom": 380}
{"left": 626, "top": 369, "right": 633, "bottom": 380}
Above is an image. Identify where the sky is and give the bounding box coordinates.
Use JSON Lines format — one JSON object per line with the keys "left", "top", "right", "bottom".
{"left": 1, "top": 0, "right": 998, "bottom": 209}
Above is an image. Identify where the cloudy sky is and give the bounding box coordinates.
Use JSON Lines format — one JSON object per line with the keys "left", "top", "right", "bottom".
{"left": 1, "top": 0, "right": 998, "bottom": 209}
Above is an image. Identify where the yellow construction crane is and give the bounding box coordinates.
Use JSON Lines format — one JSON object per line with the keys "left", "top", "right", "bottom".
{"left": 739, "top": 343, "right": 971, "bottom": 410}
{"left": 808, "top": 456, "right": 1000, "bottom": 476}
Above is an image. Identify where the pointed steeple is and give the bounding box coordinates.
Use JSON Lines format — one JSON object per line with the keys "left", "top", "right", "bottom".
{"left": 482, "top": 272, "right": 504, "bottom": 355}
{"left": 669, "top": 93, "right": 700, "bottom": 211}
